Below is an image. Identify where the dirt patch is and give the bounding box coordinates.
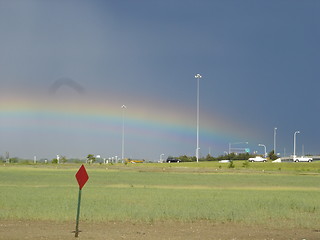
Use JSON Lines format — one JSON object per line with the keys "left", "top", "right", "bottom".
{"left": 0, "top": 220, "right": 319, "bottom": 240}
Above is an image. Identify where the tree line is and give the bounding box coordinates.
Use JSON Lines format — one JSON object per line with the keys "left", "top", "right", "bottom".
{"left": 1, "top": 151, "right": 279, "bottom": 164}
{"left": 175, "top": 150, "right": 278, "bottom": 162}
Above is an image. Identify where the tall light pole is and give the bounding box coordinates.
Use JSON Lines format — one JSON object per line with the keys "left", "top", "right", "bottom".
{"left": 293, "top": 130, "right": 300, "bottom": 161}
{"left": 121, "top": 105, "right": 127, "bottom": 161}
{"left": 258, "top": 144, "right": 267, "bottom": 158}
{"left": 195, "top": 73, "right": 202, "bottom": 163}
{"left": 274, "top": 127, "right": 277, "bottom": 155}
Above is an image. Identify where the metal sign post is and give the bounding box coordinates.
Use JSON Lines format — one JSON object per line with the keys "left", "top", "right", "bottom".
{"left": 75, "top": 188, "right": 82, "bottom": 237}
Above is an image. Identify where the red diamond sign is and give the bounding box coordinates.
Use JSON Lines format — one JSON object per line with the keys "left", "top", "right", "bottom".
{"left": 75, "top": 165, "right": 89, "bottom": 190}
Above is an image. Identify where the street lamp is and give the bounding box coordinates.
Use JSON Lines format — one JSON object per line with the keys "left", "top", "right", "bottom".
{"left": 121, "top": 105, "right": 127, "bottom": 161}
{"left": 228, "top": 142, "right": 249, "bottom": 154}
{"left": 293, "top": 131, "right": 300, "bottom": 161}
{"left": 195, "top": 73, "right": 202, "bottom": 163}
{"left": 274, "top": 127, "right": 277, "bottom": 155}
{"left": 258, "top": 144, "right": 267, "bottom": 158}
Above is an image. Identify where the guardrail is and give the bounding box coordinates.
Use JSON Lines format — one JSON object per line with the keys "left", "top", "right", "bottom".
{"left": 278, "top": 156, "right": 320, "bottom": 161}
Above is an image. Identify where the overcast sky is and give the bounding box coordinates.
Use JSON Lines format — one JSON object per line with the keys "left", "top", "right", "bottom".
{"left": 0, "top": 0, "right": 320, "bottom": 161}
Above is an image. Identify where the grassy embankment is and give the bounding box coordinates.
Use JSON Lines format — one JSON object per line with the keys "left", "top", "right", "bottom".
{"left": 0, "top": 162, "right": 320, "bottom": 228}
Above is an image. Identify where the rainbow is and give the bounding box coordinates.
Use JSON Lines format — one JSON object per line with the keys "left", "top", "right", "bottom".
{"left": 0, "top": 93, "right": 257, "bottom": 157}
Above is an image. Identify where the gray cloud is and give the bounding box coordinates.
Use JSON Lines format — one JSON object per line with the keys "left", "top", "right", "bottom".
{"left": 48, "top": 78, "right": 85, "bottom": 95}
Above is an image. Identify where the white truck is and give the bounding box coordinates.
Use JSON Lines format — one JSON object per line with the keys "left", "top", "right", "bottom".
{"left": 248, "top": 156, "right": 267, "bottom": 162}
{"left": 294, "top": 156, "right": 313, "bottom": 162}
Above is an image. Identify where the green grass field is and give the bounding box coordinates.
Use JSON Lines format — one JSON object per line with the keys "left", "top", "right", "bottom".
{"left": 1, "top": 162, "right": 320, "bottom": 228}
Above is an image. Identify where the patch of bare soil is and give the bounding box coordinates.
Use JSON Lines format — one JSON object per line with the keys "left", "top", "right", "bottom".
{"left": 0, "top": 220, "right": 319, "bottom": 240}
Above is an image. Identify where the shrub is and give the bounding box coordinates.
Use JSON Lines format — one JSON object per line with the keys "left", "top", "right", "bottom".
{"left": 228, "top": 161, "right": 235, "bottom": 169}
{"left": 242, "top": 161, "right": 249, "bottom": 168}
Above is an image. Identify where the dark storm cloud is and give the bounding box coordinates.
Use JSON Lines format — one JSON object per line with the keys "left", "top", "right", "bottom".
{"left": 48, "top": 78, "right": 85, "bottom": 95}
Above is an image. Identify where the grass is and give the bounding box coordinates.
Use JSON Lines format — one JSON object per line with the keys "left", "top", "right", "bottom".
{"left": 1, "top": 163, "right": 320, "bottom": 228}
{"left": 106, "top": 160, "right": 320, "bottom": 173}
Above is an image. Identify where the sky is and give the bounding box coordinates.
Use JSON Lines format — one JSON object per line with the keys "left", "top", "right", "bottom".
{"left": 0, "top": 0, "right": 320, "bottom": 161}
